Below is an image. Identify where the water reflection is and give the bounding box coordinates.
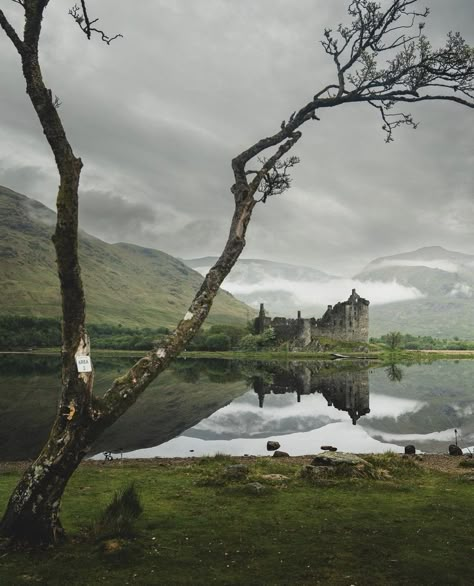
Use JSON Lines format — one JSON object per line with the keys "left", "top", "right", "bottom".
{"left": 385, "top": 363, "right": 404, "bottom": 383}
{"left": 250, "top": 362, "right": 370, "bottom": 425}
{"left": 0, "top": 355, "right": 473, "bottom": 459}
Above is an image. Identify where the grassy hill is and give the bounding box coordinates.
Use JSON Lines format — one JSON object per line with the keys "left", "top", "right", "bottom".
{"left": 0, "top": 186, "right": 253, "bottom": 328}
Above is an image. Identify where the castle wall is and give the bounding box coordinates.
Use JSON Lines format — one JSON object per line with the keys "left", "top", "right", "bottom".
{"left": 314, "top": 290, "right": 369, "bottom": 342}
{"left": 255, "top": 289, "right": 369, "bottom": 346}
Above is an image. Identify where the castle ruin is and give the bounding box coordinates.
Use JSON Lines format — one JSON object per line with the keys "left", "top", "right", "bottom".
{"left": 254, "top": 289, "right": 369, "bottom": 348}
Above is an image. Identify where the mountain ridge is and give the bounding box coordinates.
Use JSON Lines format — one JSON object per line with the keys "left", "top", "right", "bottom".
{"left": 0, "top": 185, "right": 252, "bottom": 328}
{"left": 187, "top": 247, "right": 474, "bottom": 338}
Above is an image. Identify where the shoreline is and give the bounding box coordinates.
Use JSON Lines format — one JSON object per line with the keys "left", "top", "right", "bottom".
{"left": 1, "top": 453, "right": 472, "bottom": 476}
{"left": 3, "top": 348, "right": 474, "bottom": 361}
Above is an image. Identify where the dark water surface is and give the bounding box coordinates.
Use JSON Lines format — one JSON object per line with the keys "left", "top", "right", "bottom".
{"left": 0, "top": 354, "right": 473, "bottom": 460}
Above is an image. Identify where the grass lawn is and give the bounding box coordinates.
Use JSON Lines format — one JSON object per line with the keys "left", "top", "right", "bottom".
{"left": 0, "top": 455, "right": 472, "bottom": 586}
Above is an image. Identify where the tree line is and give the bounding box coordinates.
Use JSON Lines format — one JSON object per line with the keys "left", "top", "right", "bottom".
{"left": 371, "top": 332, "right": 474, "bottom": 351}
{"left": 0, "top": 316, "right": 169, "bottom": 351}
{"left": 0, "top": 316, "right": 253, "bottom": 351}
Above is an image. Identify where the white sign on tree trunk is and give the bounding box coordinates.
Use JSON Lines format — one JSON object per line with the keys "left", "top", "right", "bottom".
{"left": 75, "top": 355, "right": 92, "bottom": 373}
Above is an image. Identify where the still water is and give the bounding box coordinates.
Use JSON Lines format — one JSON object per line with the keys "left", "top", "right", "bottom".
{"left": 0, "top": 355, "right": 473, "bottom": 460}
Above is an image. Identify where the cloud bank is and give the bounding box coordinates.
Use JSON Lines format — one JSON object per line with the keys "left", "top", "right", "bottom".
{"left": 220, "top": 276, "right": 424, "bottom": 310}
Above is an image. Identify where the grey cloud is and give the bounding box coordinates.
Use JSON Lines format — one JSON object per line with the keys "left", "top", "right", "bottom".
{"left": 0, "top": 0, "right": 473, "bottom": 275}
{"left": 0, "top": 163, "right": 51, "bottom": 199}
{"left": 78, "top": 190, "right": 162, "bottom": 244}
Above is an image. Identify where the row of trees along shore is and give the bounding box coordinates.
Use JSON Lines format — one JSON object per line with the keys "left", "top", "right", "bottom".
{"left": 0, "top": 0, "right": 473, "bottom": 544}
{"left": 3, "top": 316, "right": 474, "bottom": 352}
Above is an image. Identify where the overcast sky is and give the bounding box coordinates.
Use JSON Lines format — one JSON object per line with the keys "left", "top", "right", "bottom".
{"left": 0, "top": 0, "right": 473, "bottom": 275}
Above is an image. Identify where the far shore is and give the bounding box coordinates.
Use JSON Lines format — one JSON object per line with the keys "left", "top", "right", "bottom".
{"left": 3, "top": 348, "right": 474, "bottom": 361}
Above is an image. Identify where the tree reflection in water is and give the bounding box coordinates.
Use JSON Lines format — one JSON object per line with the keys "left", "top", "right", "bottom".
{"left": 385, "top": 363, "right": 404, "bottom": 383}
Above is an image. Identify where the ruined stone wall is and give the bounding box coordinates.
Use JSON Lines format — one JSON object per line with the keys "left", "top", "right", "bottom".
{"left": 271, "top": 317, "right": 303, "bottom": 343}
{"left": 254, "top": 290, "right": 369, "bottom": 346}
{"left": 313, "top": 289, "right": 369, "bottom": 342}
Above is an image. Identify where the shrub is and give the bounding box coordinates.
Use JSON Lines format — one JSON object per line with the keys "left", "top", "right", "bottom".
{"left": 94, "top": 483, "right": 143, "bottom": 539}
{"left": 239, "top": 327, "right": 276, "bottom": 351}
{"left": 205, "top": 333, "right": 231, "bottom": 351}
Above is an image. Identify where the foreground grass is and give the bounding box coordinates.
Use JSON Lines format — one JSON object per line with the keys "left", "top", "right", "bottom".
{"left": 0, "top": 456, "right": 472, "bottom": 586}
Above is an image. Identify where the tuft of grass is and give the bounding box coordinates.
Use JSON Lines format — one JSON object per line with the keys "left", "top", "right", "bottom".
{"left": 210, "top": 451, "right": 232, "bottom": 461}
{"left": 458, "top": 458, "right": 474, "bottom": 468}
{"left": 93, "top": 482, "right": 143, "bottom": 540}
{"left": 364, "top": 452, "right": 422, "bottom": 478}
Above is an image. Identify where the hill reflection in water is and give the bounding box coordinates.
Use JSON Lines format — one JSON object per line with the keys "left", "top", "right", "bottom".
{"left": 0, "top": 355, "right": 472, "bottom": 460}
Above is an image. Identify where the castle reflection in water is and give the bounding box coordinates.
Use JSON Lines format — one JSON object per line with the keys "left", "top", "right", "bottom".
{"left": 250, "top": 362, "right": 370, "bottom": 425}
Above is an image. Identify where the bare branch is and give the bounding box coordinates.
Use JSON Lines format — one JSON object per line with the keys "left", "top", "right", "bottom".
{"left": 69, "top": 2, "right": 122, "bottom": 44}
{"left": 368, "top": 100, "right": 418, "bottom": 142}
{"left": 0, "top": 8, "right": 25, "bottom": 54}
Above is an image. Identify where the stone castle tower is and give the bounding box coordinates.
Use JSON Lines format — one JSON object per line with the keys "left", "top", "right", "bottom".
{"left": 254, "top": 289, "right": 369, "bottom": 347}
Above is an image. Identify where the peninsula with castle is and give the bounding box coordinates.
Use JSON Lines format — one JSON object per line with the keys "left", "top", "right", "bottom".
{"left": 254, "top": 289, "right": 370, "bottom": 350}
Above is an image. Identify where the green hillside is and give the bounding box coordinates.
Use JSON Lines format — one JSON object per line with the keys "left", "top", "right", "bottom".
{"left": 0, "top": 186, "right": 253, "bottom": 328}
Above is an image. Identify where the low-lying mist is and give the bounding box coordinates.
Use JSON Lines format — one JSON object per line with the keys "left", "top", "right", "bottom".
{"left": 221, "top": 275, "right": 423, "bottom": 315}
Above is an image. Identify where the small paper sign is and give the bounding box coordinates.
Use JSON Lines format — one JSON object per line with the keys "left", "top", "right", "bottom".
{"left": 75, "top": 355, "right": 92, "bottom": 373}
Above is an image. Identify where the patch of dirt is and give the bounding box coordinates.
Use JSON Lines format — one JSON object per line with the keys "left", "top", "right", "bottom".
{"left": 413, "top": 454, "right": 473, "bottom": 475}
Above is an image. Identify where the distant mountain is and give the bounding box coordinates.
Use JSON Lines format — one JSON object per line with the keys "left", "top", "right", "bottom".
{"left": 0, "top": 185, "right": 251, "bottom": 328}
{"left": 186, "top": 247, "right": 474, "bottom": 338}
{"left": 186, "top": 257, "right": 334, "bottom": 282}
{"left": 185, "top": 257, "right": 338, "bottom": 317}
{"left": 355, "top": 246, "right": 474, "bottom": 337}
{"left": 355, "top": 246, "right": 474, "bottom": 297}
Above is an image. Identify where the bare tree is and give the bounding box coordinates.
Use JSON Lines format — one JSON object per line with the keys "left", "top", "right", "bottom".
{"left": 0, "top": 0, "right": 473, "bottom": 545}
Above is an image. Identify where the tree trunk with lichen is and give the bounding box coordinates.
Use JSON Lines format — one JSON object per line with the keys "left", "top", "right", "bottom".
{"left": 0, "top": 418, "right": 96, "bottom": 543}
{"left": 0, "top": 190, "right": 260, "bottom": 545}
{"left": 0, "top": 1, "right": 298, "bottom": 543}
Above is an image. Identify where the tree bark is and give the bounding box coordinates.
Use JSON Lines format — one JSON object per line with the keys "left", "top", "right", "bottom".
{"left": 0, "top": 414, "right": 98, "bottom": 543}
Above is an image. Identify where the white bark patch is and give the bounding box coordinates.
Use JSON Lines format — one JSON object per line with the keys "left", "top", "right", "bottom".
{"left": 184, "top": 311, "right": 194, "bottom": 321}
{"left": 75, "top": 333, "right": 93, "bottom": 381}
{"left": 156, "top": 348, "right": 166, "bottom": 359}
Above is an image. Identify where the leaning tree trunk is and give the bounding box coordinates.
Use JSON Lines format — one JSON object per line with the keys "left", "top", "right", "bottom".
{"left": 0, "top": 192, "right": 259, "bottom": 545}
{"left": 0, "top": 0, "right": 305, "bottom": 546}
{"left": 0, "top": 412, "right": 100, "bottom": 543}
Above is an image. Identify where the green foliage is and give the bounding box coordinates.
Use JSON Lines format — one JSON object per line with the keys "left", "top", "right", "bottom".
{"left": 93, "top": 483, "right": 143, "bottom": 539}
{"left": 0, "top": 315, "right": 61, "bottom": 349}
{"left": 0, "top": 315, "right": 171, "bottom": 350}
{"left": 386, "top": 331, "right": 402, "bottom": 350}
{"left": 370, "top": 332, "right": 474, "bottom": 351}
{"left": 186, "top": 324, "right": 247, "bottom": 351}
{"left": 239, "top": 327, "right": 276, "bottom": 351}
{"left": 202, "top": 333, "right": 231, "bottom": 351}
